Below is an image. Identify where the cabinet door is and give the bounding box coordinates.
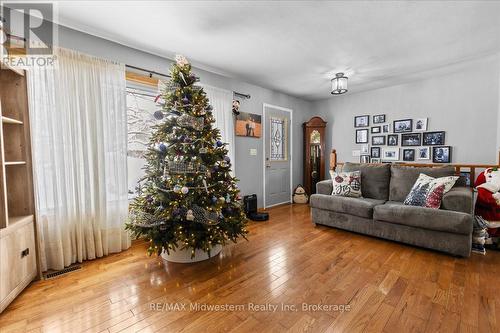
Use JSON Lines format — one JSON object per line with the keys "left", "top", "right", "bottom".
{"left": 0, "top": 220, "right": 37, "bottom": 312}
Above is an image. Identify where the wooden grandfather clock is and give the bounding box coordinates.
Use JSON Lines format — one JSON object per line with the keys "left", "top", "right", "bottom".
{"left": 303, "top": 116, "right": 327, "bottom": 195}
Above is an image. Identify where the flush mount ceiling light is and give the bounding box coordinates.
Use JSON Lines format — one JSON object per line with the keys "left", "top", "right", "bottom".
{"left": 331, "top": 72, "right": 348, "bottom": 95}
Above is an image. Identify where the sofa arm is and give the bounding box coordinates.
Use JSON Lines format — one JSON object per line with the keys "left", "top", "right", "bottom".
{"left": 316, "top": 180, "right": 333, "bottom": 195}
{"left": 441, "top": 187, "right": 473, "bottom": 214}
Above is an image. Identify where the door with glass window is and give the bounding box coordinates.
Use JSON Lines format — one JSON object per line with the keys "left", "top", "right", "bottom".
{"left": 264, "top": 104, "right": 291, "bottom": 208}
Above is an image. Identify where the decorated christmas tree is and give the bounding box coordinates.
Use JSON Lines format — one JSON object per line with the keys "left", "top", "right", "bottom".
{"left": 126, "top": 55, "right": 247, "bottom": 257}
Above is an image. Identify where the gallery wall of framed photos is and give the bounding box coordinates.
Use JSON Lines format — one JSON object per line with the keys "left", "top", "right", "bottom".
{"left": 354, "top": 114, "right": 451, "bottom": 164}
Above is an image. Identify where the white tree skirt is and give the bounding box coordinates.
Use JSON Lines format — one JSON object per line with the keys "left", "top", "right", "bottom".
{"left": 161, "top": 244, "right": 222, "bottom": 263}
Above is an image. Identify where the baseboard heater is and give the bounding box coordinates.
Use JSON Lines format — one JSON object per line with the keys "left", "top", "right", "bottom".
{"left": 43, "top": 264, "right": 82, "bottom": 279}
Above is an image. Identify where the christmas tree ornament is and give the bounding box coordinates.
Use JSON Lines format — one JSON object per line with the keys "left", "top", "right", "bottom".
{"left": 225, "top": 194, "right": 231, "bottom": 203}
{"left": 202, "top": 179, "right": 209, "bottom": 193}
{"left": 216, "top": 140, "right": 223, "bottom": 147}
{"left": 173, "top": 185, "right": 182, "bottom": 193}
{"left": 223, "top": 156, "right": 231, "bottom": 163}
{"left": 181, "top": 186, "right": 189, "bottom": 194}
{"left": 153, "top": 110, "right": 164, "bottom": 120}
{"left": 177, "top": 114, "right": 204, "bottom": 131}
{"left": 211, "top": 196, "right": 218, "bottom": 203}
{"left": 186, "top": 210, "right": 195, "bottom": 221}
{"left": 179, "top": 72, "right": 188, "bottom": 85}
{"left": 218, "top": 196, "right": 225, "bottom": 203}
{"left": 158, "top": 143, "right": 167, "bottom": 153}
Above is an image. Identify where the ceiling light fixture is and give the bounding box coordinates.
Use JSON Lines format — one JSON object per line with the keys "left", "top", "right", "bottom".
{"left": 331, "top": 72, "right": 348, "bottom": 95}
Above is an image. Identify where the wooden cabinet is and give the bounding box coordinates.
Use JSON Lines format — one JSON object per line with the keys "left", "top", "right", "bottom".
{"left": 303, "top": 117, "right": 327, "bottom": 195}
{"left": 0, "top": 66, "right": 39, "bottom": 313}
{"left": 0, "top": 216, "right": 37, "bottom": 312}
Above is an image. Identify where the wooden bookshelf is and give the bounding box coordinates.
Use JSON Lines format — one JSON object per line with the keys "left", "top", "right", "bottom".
{"left": 0, "top": 66, "right": 39, "bottom": 313}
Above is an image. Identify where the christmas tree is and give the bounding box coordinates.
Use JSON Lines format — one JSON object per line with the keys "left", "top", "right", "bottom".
{"left": 126, "top": 55, "right": 247, "bottom": 257}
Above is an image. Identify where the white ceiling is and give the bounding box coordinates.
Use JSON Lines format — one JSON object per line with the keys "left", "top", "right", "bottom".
{"left": 53, "top": 1, "right": 500, "bottom": 100}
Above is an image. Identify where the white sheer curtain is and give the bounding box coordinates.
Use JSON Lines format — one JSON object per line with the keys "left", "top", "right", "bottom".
{"left": 200, "top": 84, "right": 235, "bottom": 171}
{"left": 27, "top": 48, "right": 130, "bottom": 271}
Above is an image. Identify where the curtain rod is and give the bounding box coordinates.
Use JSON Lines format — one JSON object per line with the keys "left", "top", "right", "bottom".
{"left": 126, "top": 64, "right": 251, "bottom": 99}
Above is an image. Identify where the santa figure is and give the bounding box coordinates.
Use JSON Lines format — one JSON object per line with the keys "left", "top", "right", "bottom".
{"left": 475, "top": 168, "right": 500, "bottom": 236}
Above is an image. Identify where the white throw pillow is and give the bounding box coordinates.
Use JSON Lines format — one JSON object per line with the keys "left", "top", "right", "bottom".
{"left": 329, "top": 170, "right": 362, "bottom": 198}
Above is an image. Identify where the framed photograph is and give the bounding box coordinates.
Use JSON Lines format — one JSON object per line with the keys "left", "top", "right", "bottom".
{"left": 371, "top": 135, "right": 386, "bottom": 146}
{"left": 403, "top": 149, "right": 415, "bottom": 161}
{"left": 361, "top": 144, "right": 369, "bottom": 154}
{"left": 371, "top": 158, "right": 381, "bottom": 163}
{"left": 371, "top": 126, "right": 381, "bottom": 134}
{"left": 382, "top": 148, "right": 399, "bottom": 161}
{"left": 414, "top": 118, "right": 428, "bottom": 131}
{"left": 235, "top": 112, "right": 262, "bottom": 138}
{"left": 371, "top": 147, "right": 381, "bottom": 158}
{"left": 460, "top": 171, "right": 471, "bottom": 187}
{"left": 360, "top": 155, "right": 370, "bottom": 163}
{"left": 355, "top": 129, "right": 369, "bottom": 144}
{"left": 393, "top": 119, "right": 413, "bottom": 133}
{"left": 382, "top": 124, "right": 391, "bottom": 133}
{"left": 432, "top": 146, "right": 452, "bottom": 163}
{"left": 417, "top": 147, "right": 430, "bottom": 160}
{"left": 373, "top": 114, "right": 386, "bottom": 124}
{"left": 354, "top": 115, "right": 369, "bottom": 128}
{"left": 423, "top": 131, "right": 445, "bottom": 146}
{"left": 387, "top": 134, "right": 398, "bottom": 146}
{"left": 401, "top": 133, "right": 421, "bottom": 146}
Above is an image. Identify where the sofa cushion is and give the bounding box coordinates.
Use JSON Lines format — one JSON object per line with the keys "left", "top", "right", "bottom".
{"left": 389, "top": 165, "right": 456, "bottom": 202}
{"left": 342, "top": 162, "right": 391, "bottom": 200}
{"left": 373, "top": 201, "right": 472, "bottom": 235}
{"left": 441, "top": 186, "right": 473, "bottom": 214}
{"left": 310, "top": 194, "right": 385, "bottom": 219}
{"left": 316, "top": 180, "right": 333, "bottom": 195}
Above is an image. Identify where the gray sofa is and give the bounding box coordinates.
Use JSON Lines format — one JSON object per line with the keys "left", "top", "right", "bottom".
{"left": 310, "top": 163, "right": 474, "bottom": 257}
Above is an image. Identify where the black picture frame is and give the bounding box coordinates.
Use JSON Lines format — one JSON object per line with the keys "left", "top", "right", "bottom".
{"left": 423, "top": 131, "right": 445, "bottom": 146}
{"left": 402, "top": 149, "right": 415, "bottom": 161}
{"left": 401, "top": 133, "right": 421, "bottom": 146}
{"left": 393, "top": 119, "right": 413, "bottom": 133}
{"left": 354, "top": 115, "right": 370, "bottom": 128}
{"left": 432, "top": 146, "right": 452, "bottom": 163}
{"left": 387, "top": 134, "right": 398, "bottom": 146}
{"left": 371, "top": 135, "right": 386, "bottom": 146}
{"left": 355, "top": 129, "right": 369, "bottom": 144}
{"left": 371, "top": 126, "right": 381, "bottom": 134}
{"left": 371, "top": 147, "right": 381, "bottom": 158}
{"left": 373, "top": 114, "right": 386, "bottom": 124}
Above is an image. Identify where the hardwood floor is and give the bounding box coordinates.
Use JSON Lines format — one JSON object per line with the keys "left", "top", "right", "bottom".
{"left": 1, "top": 204, "right": 499, "bottom": 333}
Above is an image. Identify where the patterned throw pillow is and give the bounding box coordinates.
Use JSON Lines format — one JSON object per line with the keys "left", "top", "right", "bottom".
{"left": 404, "top": 173, "right": 458, "bottom": 209}
{"left": 329, "top": 171, "right": 362, "bottom": 198}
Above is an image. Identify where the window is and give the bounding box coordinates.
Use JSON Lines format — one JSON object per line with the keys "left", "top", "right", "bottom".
{"left": 270, "top": 117, "right": 287, "bottom": 161}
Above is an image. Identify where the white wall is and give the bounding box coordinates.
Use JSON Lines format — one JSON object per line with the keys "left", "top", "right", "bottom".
{"left": 313, "top": 55, "right": 500, "bottom": 168}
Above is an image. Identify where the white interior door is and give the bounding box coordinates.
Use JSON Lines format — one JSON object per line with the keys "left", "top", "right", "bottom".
{"left": 264, "top": 104, "right": 292, "bottom": 208}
